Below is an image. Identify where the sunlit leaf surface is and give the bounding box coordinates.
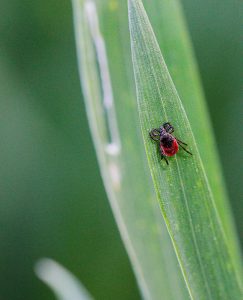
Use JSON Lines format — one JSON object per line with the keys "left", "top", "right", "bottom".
{"left": 128, "top": 0, "right": 242, "bottom": 299}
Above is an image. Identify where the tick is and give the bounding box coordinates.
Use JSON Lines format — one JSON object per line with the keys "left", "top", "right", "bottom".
{"left": 149, "top": 122, "right": 192, "bottom": 165}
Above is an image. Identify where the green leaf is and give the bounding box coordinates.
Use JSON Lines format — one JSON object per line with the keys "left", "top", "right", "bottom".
{"left": 72, "top": 0, "right": 189, "bottom": 299}
{"left": 128, "top": 0, "right": 242, "bottom": 299}
{"left": 142, "top": 0, "right": 242, "bottom": 272}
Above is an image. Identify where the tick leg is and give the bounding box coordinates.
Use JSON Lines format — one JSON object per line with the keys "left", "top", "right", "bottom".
{"left": 163, "top": 122, "right": 174, "bottom": 134}
{"left": 164, "top": 156, "right": 169, "bottom": 165}
{"left": 149, "top": 128, "right": 160, "bottom": 141}
{"left": 176, "top": 138, "right": 187, "bottom": 146}
{"left": 161, "top": 154, "right": 169, "bottom": 165}
{"left": 179, "top": 143, "right": 192, "bottom": 155}
{"left": 160, "top": 149, "right": 169, "bottom": 165}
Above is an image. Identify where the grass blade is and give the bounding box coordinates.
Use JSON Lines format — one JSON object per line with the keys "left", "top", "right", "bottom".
{"left": 35, "top": 258, "right": 93, "bottom": 300}
{"left": 128, "top": 0, "right": 243, "bottom": 299}
{"left": 72, "top": 0, "right": 189, "bottom": 299}
{"left": 142, "top": 1, "right": 242, "bottom": 271}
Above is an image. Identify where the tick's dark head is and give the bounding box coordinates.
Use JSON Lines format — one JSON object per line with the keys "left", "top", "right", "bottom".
{"left": 160, "top": 133, "right": 174, "bottom": 148}
{"left": 162, "top": 122, "right": 174, "bottom": 134}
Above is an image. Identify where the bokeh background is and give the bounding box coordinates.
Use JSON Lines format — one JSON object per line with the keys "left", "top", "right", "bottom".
{"left": 0, "top": 0, "right": 242, "bottom": 299}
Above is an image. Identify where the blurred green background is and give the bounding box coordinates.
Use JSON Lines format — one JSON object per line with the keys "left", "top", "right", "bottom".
{"left": 0, "top": 0, "right": 242, "bottom": 299}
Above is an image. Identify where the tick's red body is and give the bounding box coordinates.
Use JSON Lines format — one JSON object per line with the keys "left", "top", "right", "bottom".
{"left": 161, "top": 139, "right": 179, "bottom": 157}
{"left": 149, "top": 122, "right": 192, "bottom": 165}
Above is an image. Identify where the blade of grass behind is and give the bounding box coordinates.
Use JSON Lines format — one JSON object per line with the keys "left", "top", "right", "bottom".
{"left": 35, "top": 258, "right": 93, "bottom": 300}
{"left": 72, "top": 0, "right": 190, "bottom": 299}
